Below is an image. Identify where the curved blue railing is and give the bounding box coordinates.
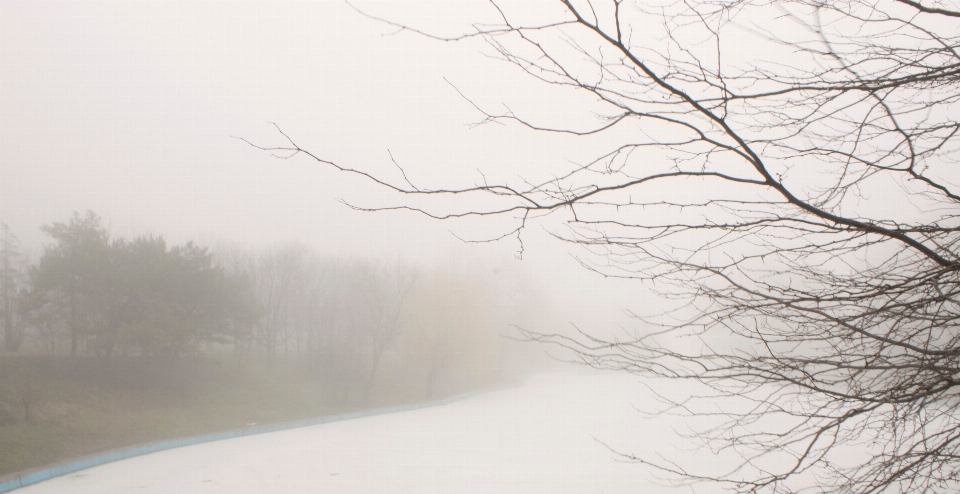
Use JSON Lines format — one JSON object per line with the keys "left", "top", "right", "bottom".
{"left": 0, "top": 384, "right": 510, "bottom": 493}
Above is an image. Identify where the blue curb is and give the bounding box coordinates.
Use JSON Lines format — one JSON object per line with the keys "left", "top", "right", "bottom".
{"left": 0, "top": 384, "right": 513, "bottom": 493}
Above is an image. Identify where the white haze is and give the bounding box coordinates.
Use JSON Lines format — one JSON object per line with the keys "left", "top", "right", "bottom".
{"left": 0, "top": 0, "right": 702, "bottom": 490}
{"left": 0, "top": 0, "right": 665, "bottom": 329}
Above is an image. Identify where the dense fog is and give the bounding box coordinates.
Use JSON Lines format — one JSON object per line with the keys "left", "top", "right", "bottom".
{"left": 4, "top": 1, "right": 960, "bottom": 493}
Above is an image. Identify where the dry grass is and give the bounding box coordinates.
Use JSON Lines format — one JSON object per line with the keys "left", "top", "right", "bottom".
{"left": 0, "top": 354, "right": 350, "bottom": 477}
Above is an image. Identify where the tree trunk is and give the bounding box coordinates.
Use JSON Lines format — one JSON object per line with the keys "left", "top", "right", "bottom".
{"left": 424, "top": 368, "right": 439, "bottom": 400}
{"left": 69, "top": 291, "right": 78, "bottom": 358}
{"left": 361, "top": 352, "right": 382, "bottom": 406}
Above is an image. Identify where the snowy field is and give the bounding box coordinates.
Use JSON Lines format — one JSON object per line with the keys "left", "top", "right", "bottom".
{"left": 17, "top": 371, "right": 707, "bottom": 494}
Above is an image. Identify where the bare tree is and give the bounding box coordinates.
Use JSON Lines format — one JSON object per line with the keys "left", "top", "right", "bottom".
{"left": 311, "top": 257, "right": 370, "bottom": 402}
{"left": 249, "top": 243, "right": 314, "bottom": 360}
{"left": 20, "top": 290, "right": 65, "bottom": 356}
{"left": 404, "top": 273, "right": 474, "bottom": 399}
{"left": 212, "top": 243, "right": 261, "bottom": 357}
{"left": 0, "top": 223, "right": 27, "bottom": 353}
{"left": 354, "top": 259, "right": 417, "bottom": 405}
{"left": 251, "top": 0, "right": 960, "bottom": 492}
{"left": 403, "top": 271, "right": 501, "bottom": 398}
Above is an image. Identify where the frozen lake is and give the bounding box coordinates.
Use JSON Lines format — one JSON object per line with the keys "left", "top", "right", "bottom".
{"left": 17, "top": 371, "right": 695, "bottom": 494}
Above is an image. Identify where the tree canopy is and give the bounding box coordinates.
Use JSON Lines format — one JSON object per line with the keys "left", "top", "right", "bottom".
{"left": 26, "top": 212, "right": 245, "bottom": 360}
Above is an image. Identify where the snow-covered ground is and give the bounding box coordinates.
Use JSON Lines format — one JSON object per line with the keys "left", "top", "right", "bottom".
{"left": 17, "top": 371, "right": 701, "bottom": 494}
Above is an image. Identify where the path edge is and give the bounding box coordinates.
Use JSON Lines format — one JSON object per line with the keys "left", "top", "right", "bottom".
{"left": 0, "top": 383, "right": 515, "bottom": 493}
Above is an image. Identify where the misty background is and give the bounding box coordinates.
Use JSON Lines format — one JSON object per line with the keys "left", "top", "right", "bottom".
{"left": 5, "top": 1, "right": 958, "bottom": 492}
{"left": 0, "top": 1, "right": 667, "bottom": 479}
{"left": 0, "top": 0, "right": 661, "bottom": 332}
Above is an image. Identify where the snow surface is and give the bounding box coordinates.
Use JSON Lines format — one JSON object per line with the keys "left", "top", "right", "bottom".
{"left": 17, "top": 371, "right": 702, "bottom": 494}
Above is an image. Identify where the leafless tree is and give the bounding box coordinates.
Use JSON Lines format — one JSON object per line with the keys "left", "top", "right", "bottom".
{"left": 0, "top": 223, "right": 28, "bottom": 353}
{"left": 402, "top": 272, "right": 491, "bottom": 398}
{"left": 0, "top": 222, "right": 27, "bottom": 352}
{"left": 212, "top": 243, "right": 260, "bottom": 357}
{"left": 20, "top": 288, "right": 66, "bottom": 356}
{"left": 402, "top": 270, "right": 505, "bottom": 399}
{"left": 308, "top": 257, "right": 370, "bottom": 402}
{"left": 354, "top": 259, "right": 417, "bottom": 405}
{"left": 251, "top": 0, "right": 960, "bottom": 492}
{"left": 251, "top": 243, "right": 312, "bottom": 361}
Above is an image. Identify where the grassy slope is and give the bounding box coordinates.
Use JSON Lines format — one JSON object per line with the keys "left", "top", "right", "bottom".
{"left": 0, "top": 355, "right": 362, "bottom": 478}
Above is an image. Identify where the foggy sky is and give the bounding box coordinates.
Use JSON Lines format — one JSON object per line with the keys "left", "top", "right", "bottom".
{"left": 0, "top": 0, "right": 663, "bottom": 334}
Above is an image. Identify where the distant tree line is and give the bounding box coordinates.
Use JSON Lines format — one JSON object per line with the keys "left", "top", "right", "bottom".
{"left": 0, "top": 212, "right": 511, "bottom": 403}
{"left": 213, "top": 241, "right": 505, "bottom": 402}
